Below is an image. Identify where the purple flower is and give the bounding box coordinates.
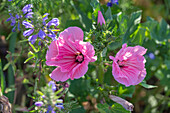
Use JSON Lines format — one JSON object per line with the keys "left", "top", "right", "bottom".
{"left": 47, "top": 18, "right": 59, "bottom": 27}
{"left": 38, "top": 29, "right": 46, "bottom": 39}
{"left": 25, "top": 12, "right": 34, "bottom": 18}
{"left": 48, "top": 81, "right": 56, "bottom": 92}
{"left": 46, "top": 29, "right": 57, "bottom": 41}
{"left": 107, "top": 2, "right": 113, "bottom": 7}
{"left": 47, "top": 106, "right": 56, "bottom": 113}
{"left": 55, "top": 99, "right": 64, "bottom": 109}
{"left": 22, "top": 13, "right": 59, "bottom": 43}
{"left": 22, "top": 20, "right": 34, "bottom": 28}
{"left": 12, "top": 26, "right": 16, "bottom": 32}
{"left": 42, "top": 13, "right": 59, "bottom": 40}
{"left": 43, "top": 13, "right": 49, "bottom": 25}
{"left": 22, "top": 4, "right": 33, "bottom": 14}
{"left": 41, "top": 95, "right": 45, "bottom": 99}
{"left": 28, "top": 35, "right": 38, "bottom": 44}
{"left": 22, "top": 4, "right": 34, "bottom": 18}
{"left": 148, "top": 53, "right": 155, "bottom": 59}
{"left": 35, "top": 101, "right": 43, "bottom": 106}
{"left": 56, "top": 105, "right": 64, "bottom": 109}
{"left": 7, "top": 13, "right": 16, "bottom": 26}
{"left": 15, "top": 14, "right": 22, "bottom": 19}
{"left": 7, "top": 13, "right": 22, "bottom": 32}
{"left": 7, "top": 4, "right": 33, "bottom": 32}
{"left": 22, "top": 20, "right": 46, "bottom": 44}
{"left": 107, "top": 0, "right": 119, "bottom": 7}
{"left": 23, "top": 29, "right": 34, "bottom": 37}
{"left": 8, "top": 0, "right": 13, "bottom": 1}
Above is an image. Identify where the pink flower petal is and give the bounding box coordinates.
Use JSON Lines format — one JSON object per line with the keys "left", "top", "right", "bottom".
{"left": 59, "top": 27, "right": 83, "bottom": 42}
{"left": 126, "top": 55, "right": 145, "bottom": 70}
{"left": 111, "top": 57, "right": 121, "bottom": 77}
{"left": 46, "top": 58, "right": 58, "bottom": 66}
{"left": 70, "top": 62, "right": 89, "bottom": 80}
{"left": 46, "top": 41, "right": 58, "bottom": 66}
{"left": 90, "top": 56, "right": 97, "bottom": 62}
{"left": 115, "top": 76, "right": 129, "bottom": 87}
{"left": 134, "top": 68, "right": 146, "bottom": 85}
{"left": 46, "top": 27, "right": 96, "bottom": 82}
{"left": 75, "top": 41, "right": 97, "bottom": 62}
{"left": 83, "top": 42, "right": 95, "bottom": 59}
{"left": 55, "top": 40, "right": 80, "bottom": 72}
{"left": 115, "top": 43, "right": 127, "bottom": 61}
{"left": 121, "top": 66, "right": 140, "bottom": 86}
{"left": 110, "top": 43, "right": 147, "bottom": 87}
{"left": 133, "top": 45, "right": 147, "bottom": 56}
{"left": 50, "top": 67, "right": 69, "bottom": 82}
{"left": 56, "top": 59, "right": 78, "bottom": 72}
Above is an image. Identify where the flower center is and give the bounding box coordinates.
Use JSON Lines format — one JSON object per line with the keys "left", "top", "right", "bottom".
{"left": 117, "top": 60, "right": 126, "bottom": 67}
{"left": 75, "top": 52, "right": 84, "bottom": 63}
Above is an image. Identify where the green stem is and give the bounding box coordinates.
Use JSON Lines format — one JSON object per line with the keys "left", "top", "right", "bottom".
{"left": 7, "top": 32, "right": 17, "bottom": 103}
{"left": 98, "top": 53, "right": 104, "bottom": 84}
{"left": 0, "top": 59, "right": 5, "bottom": 94}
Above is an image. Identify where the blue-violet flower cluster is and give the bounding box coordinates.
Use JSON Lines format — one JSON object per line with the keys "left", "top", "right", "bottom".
{"left": 22, "top": 13, "right": 59, "bottom": 44}
{"left": 107, "top": 0, "right": 119, "bottom": 7}
{"left": 7, "top": 4, "right": 34, "bottom": 32}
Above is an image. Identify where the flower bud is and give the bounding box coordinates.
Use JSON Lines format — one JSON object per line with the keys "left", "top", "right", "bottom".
{"left": 109, "top": 95, "right": 134, "bottom": 111}
{"left": 97, "top": 11, "right": 105, "bottom": 26}
{"left": 35, "top": 101, "right": 43, "bottom": 107}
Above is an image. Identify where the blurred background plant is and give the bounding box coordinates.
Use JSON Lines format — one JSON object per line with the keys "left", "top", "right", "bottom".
{"left": 0, "top": 0, "right": 169, "bottom": 113}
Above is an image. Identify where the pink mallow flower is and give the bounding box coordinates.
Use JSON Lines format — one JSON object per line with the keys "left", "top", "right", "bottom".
{"left": 109, "top": 43, "right": 147, "bottom": 87}
{"left": 46, "top": 27, "right": 97, "bottom": 81}
{"left": 97, "top": 11, "right": 105, "bottom": 26}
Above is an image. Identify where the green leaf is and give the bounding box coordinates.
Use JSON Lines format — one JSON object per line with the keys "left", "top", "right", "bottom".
{"left": 140, "top": 81, "right": 157, "bottom": 89}
{"left": 24, "top": 55, "right": 35, "bottom": 63}
{"left": 122, "top": 10, "right": 142, "bottom": 43}
{"left": 69, "top": 78, "right": 91, "bottom": 99}
{"left": 160, "top": 70, "right": 170, "bottom": 88}
{"left": 5, "top": 85, "right": 16, "bottom": 93}
{"left": 97, "top": 103, "right": 131, "bottom": 113}
{"left": 104, "top": 67, "right": 113, "bottom": 85}
{"left": 22, "top": 78, "right": 30, "bottom": 84}
{"left": 97, "top": 103, "right": 111, "bottom": 113}
{"left": 0, "top": 59, "right": 6, "bottom": 94}
{"left": 129, "top": 10, "right": 142, "bottom": 26}
{"left": 90, "top": 0, "right": 100, "bottom": 11}
{"left": 28, "top": 51, "right": 34, "bottom": 57}
{"left": 159, "top": 19, "right": 168, "bottom": 38}
{"left": 55, "top": 88, "right": 63, "bottom": 95}
{"left": 101, "top": 47, "right": 107, "bottom": 57}
{"left": 37, "top": 91, "right": 44, "bottom": 96}
{"left": 29, "top": 110, "right": 38, "bottom": 112}
{"left": 7, "top": 32, "right": 17, "bottom": 103}
{"left": 164, "top": 60, "right": 170, "bottom": 69}
{"left": 27, "top": 94, "right": 35, "bottom": 99}
{"left": 144, "top": 18, "right": 169, "bottom": 41}
{"left": 105, "top": 7, "right": 112, "bottom": 21}
{"left": 3, "top": 62, "right": 11, "bottom": 71}
{"left": 118, "top": 85, "right": 135, "bottom": 98}
{"left": 108, "top": 41, "right": 122, "bottom": 50}
{"left": 64, "top": 101, "right": 82, "bottom": 113}
{"left": 71, "top": 1, "right": 92, "bottom": 31}
{"left": 132, "top": 27, "right": 146, "bottom": 45}
{"left": 70, "top": 107, "right": 85, "bottom": 113}
{"left": 65, "top": 20, "right": 84, "bottom": 30}
{"left": 111, "top": 103, "right": 131, "bottom": 113}
{"left": 29, "top": 42, "right": 38, "bottom": 52}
